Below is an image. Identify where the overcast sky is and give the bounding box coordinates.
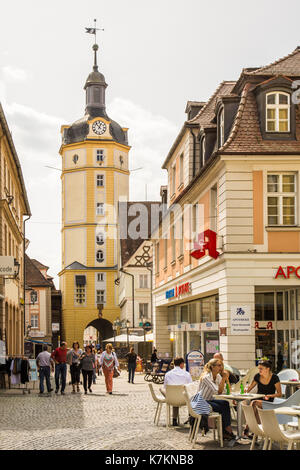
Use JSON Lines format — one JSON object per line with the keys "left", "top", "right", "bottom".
{"left": 1, "top": 0, "right": 300, "bottom": 286}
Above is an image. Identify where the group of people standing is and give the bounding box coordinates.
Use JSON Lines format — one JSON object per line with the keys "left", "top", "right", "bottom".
{"left": 36, "top": 342, "right": 120, "bottom": 396}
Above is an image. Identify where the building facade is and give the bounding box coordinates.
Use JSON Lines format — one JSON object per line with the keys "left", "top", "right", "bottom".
{"left": 59, "top": 44, "right": 130, "bottom": 346}
{"left": 24, "top": 256, "right": 54, "bottom": 356}
{"left": 152, "top": 47, "right": 300, "bottom": 371}
{"left": 0, "top": 104, "right": 31, "bottom": 356}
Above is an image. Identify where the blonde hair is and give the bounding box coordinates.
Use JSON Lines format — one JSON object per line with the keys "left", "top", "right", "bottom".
{"left": 106, "top": 343, "right": 113, "bottom": 352}
{"left": 199, "top": 358, "right": 222, "bottom": 381}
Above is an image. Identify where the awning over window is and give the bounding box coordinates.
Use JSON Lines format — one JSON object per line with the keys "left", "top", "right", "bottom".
{"left": 75, "top": 275, "right": 86, "bottom": 286}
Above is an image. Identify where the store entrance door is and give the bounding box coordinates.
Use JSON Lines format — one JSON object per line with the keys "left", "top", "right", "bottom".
{"left": 255, "top": 330, "right": 275, "bottom": 366}
{"left": 203, "top": 331, "right": 219, "bottom": 363}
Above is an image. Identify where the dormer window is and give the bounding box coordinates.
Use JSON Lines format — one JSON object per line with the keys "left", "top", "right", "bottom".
{"left": 201, "top": 136, "right": 206, "bottom": 167}
{"left": 219, "top": 108, "right": 224, "bottom": 147}
{"left": 266, "top": 92, "right": 290, "bottom": 132}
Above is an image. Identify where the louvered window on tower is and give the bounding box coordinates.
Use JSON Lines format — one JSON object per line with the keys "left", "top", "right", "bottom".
{"left": 75, "top": 275, "right": 86, "bottom": 305}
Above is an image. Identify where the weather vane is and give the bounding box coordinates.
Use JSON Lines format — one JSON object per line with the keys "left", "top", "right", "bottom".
{"left": 85, "top": 19, "right": 104, "bottom": 45}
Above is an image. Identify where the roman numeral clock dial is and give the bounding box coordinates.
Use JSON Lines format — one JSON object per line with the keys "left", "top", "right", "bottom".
{"left": 92, "top": 120, "right": 107, "bottom": 135}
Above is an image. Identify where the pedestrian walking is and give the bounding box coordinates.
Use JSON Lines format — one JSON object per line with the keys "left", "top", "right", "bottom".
{"left": 125, "top": 347, "right": 137, "bottom": 384}
{"left": 91, "top": 345, "right": 97, "bottom": 384}
{"left": 51, "top": 341, "right": 68, "bottom": 395}
{"left": 151, "top": 348, "right": 158, "bottom": 363}
{"left": 100, "top": 343, "right": 120, "bottom": 395}
{"left": 97, "top": 348, "right": 103, "bottom": 376}
{"left": 36, "top": 345, "right": 54, "bottom": 395}
{"left": 68, "top": 342, "right": 82, "bottom": 393}
{"left": 80, "top": 345, "right": 96, "bottom": 394}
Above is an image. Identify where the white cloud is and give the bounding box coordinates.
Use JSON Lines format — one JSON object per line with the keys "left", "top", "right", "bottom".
{"left": 2, "top": 65, "right": 29, "bottom": 82}
{"left": 108, "top": 97, "right": 177, "bottom": 201}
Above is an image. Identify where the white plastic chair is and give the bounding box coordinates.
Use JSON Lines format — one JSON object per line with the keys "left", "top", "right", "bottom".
{"left": 165, "top": 384, "right": 187, "bottom": 427}
{"left": 258, "top": 408, "right": 300, "bottom": 450}
{"left": 242, "top": 404, "right": 270, "bottom": 450}
{"left": 148, "top": 383, "right": 166, "bottom": 426}
{"left": 277, "top": 369, "right": 299, "bottom": 397}
{"left": 183, "top": 388, "right": 223, "bottom": 448}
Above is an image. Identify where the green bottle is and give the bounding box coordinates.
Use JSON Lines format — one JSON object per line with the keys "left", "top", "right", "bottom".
{"left": 226, "top": 382, "right": 230, "bottom": 395}
{"left": 240, "top": 382, "right": 244, "bottom": 394}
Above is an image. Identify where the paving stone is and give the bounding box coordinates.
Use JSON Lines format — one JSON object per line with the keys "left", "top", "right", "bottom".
{"left": 0, "top": 373, "right": 250, "bottom": 450}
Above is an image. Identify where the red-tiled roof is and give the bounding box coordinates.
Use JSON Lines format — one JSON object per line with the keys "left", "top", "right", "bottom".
{"left": 25, "top": 255, "right": 53, "bottom": 288}
{"left": 248, "top": 47, "right": 300, "bottom": 77}
{"left": 221, "top": 82, "right": 300, "bottom": 154}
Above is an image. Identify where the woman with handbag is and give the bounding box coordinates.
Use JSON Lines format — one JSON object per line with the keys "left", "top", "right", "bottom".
{"left": 80, "top": 345, "right": 96, "bottom": 394}
{"left": 100, "top": 343, "right": 120, "bottom": 394}
{"left": 69, "top": 342, "right": 82, "bottom": 393}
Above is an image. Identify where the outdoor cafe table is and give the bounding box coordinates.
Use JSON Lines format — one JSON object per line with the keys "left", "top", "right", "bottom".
{"left": 214, "top": 393, "right": 265, "bottom": 441}
{"left": 274, "top": 406, "right": 300, "bottom": 428}
{"left": 280, "top": 380, "right": 300, "bottom": 397}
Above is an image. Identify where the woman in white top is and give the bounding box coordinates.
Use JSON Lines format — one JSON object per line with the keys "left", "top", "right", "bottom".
{"left": 100, "top": 343, "right": 120, "bottom": 394}
{"left": 198, "top": 358, "right": 234, "bottom": 440}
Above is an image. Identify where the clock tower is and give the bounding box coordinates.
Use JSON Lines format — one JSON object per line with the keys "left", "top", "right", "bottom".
{"left": 58, "top": 41, "right": 130, "bottom": 346}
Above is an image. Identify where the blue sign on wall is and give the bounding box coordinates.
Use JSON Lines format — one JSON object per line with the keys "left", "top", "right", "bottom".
{"left": 165, "top": 289, "right": 175, "bottom": 299}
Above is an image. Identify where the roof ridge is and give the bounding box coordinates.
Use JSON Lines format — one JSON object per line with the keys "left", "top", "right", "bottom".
{"left": 248, "top": 47, "right": 300, "bottom": 75}
{"left": 188, "top": 81, "right": 236, "bottom": 124}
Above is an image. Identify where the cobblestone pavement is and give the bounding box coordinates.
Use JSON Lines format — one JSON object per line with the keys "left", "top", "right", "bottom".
{"left": 0, "top": 372, "right": 251, "bottom": 450}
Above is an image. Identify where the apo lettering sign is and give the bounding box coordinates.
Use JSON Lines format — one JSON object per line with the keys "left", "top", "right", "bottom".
{"left": 275, "top": 266, "right": 300, "bottom": 279}
{"left": 165, "top": 282, "right": 191, "bottom": 300}
{"left": 230, "top": 305, "right": 251, "bottom": 335}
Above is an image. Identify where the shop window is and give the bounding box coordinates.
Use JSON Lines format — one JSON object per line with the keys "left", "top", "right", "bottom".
{"left": 277, "top": 292, "right": 283, "bottom": 321}
{"left": 255, "top": 292, "right": 274, "bottom": 321}
{"left": 167, "top": 306, "right": 177, "bottom": 326}
{"left": 180, "top": 305, "right": 189, "bottom": 323}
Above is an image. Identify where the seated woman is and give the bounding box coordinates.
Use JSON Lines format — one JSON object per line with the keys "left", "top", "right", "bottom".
{"left": 243, "top": 359, "right": 282, "bottom": 438}
{"left": 198, "top": 358, "right": 235, "bottom": 440}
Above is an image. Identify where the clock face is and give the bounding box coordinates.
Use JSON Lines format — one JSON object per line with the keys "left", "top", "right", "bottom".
{"left": 92, "top": 120, "right": 107, "bottom": 135}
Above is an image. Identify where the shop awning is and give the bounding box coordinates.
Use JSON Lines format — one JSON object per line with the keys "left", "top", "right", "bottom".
{"left": 25, "top": 339, "right": 52, "bottom": 346}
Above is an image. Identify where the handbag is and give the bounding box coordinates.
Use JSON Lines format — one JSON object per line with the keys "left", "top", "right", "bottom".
{"left": 113, "top": 367, "right": 120, "bottom": 378}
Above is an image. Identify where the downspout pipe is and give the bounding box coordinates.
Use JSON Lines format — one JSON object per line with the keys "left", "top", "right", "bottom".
{"left": 120, "top": 268, "right": 135, "bottom": 328}
{"left": 23, "top": 215, "right": 31, "bottom": 335}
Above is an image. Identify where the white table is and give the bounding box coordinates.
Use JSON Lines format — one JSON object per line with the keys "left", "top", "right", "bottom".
{"left": 274, "top": 406, "right": 300, "bottom": 428}
{"left": 280, "top": 381, "right": 300, "bottom": 397}
{"left": 214, "top": 393, "right": 265, "bottom": 440}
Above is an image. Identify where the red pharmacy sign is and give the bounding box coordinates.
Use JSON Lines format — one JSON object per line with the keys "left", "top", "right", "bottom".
{"left": 191, "top": 229, "right": 220, "bottom": 260}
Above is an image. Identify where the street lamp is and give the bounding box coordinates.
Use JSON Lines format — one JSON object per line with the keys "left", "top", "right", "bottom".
{"left": 112, "top": 317, "right": 120, "bottom": 344}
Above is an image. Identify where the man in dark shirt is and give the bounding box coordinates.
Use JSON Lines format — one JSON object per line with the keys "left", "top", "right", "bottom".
{"left": 151, "top": 349, "right": 158, "bottom": 363}
{"left": 51, "top": 342, "right": 68, "bottom": 395}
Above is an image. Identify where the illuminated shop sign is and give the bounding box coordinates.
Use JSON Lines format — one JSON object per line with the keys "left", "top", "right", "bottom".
{"left": 165, "top": 282, "right": 191, "bottom": 299}
{"left": 191, "top": 229, "right": 220, "bottom": 260}
{"left": 275, "top": 266, "right": 300, "bottom": 279}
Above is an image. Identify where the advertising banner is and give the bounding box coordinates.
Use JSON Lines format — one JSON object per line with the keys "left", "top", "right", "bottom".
{"left": 185, "top": 350, "right": 205, "bottom": 380}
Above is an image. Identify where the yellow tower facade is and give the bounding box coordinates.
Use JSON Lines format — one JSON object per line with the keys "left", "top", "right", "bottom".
{"left": 59, "top": 44, "right": 130, "bottom": 346}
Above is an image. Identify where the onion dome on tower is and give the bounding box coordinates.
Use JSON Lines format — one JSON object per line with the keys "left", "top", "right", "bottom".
{"left": 63, "top": 42, "right": 128, "bottom": 146}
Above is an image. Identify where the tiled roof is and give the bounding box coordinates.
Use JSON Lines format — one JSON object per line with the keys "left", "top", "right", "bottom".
{"left": 31, "top": 259, "right": 49, "bottom": 270}
{"left": 220, "top": 82, "right": 300, "bottom": 154}
{"left": 247, "top": 47, "right": 300, "bottom": 77}
{"left": 188, "top": 81, "right": 236, "bottom": 128}
{"left": 25, "top": 255, "right": 53, "bottom": 288}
